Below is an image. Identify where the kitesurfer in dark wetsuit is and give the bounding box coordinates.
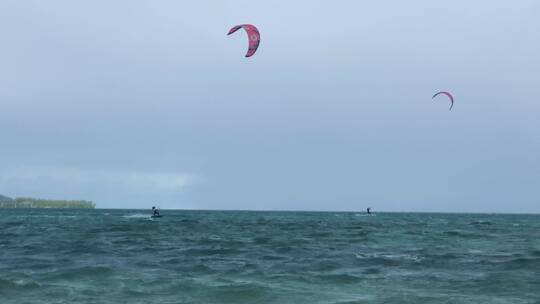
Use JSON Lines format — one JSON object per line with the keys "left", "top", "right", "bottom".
{"left": 367, "top": 207, "right": 372, "bottom": 215}
{"left": 152, "top": 206, "right": 160, "bottom": 217}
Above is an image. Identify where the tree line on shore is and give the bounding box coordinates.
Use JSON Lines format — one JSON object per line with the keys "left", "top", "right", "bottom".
{"left": 0, "top": 195, "right": 95, "bottom": 209}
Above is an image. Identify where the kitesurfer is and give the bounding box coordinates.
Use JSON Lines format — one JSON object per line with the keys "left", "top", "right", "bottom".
{"left": 367, "top": 207, "right": 372, "bottom": 215}
{"left": 152, "top": 206, "right": 160, "bottom": 217}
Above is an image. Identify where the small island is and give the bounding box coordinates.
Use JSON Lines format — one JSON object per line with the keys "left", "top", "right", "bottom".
{"left": 0, "top": 195, "right": 95, "bottom": 209}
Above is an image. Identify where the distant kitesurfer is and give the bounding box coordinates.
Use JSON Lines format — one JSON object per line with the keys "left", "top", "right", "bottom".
{"left": 367, "top": 207, "right": 372, "bottom": 215}
{"left": 152, "top": 206, "right": 160, "bottom": 217}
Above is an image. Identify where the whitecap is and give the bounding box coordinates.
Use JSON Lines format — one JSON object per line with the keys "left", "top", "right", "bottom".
{"left": 468, "top": 249, "right": 483, "bottom": 254}
{"left": 355, "top": 252, "right": 422, "bottom": 262}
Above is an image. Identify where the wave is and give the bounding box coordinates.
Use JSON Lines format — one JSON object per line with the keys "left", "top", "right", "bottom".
{"left": 8, "top": 215, "right": 78, "bottom": 219}
{"left": 122, "top": 214, "right": 150, "bottom": 219}
{"left": 183, "top": 247, "right": 242, "bottom": 257}
{"left": 44, "top": 266, "right": 115, "bottom": 280}
{"left": 469, "top": 220, "right": 494, "bottom": 226}
{"left": 443, "top": 230, "right": 480, "bottom": 238}
{"left": 204, "top": 282, "right": 272, "bottom": 303}
{"left": 317, "top": 273, "right": 364, "bottom": 284}
{"left": 355, "top": 252, "right": 423, "bottom": 262}
{"left": 0, "top": 278, "right": 41, "bottom": 290}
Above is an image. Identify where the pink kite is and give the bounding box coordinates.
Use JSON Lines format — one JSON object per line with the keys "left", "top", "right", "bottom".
{"left": 432, "top": 91, "right": 454, "bottom": 110}
{"left": 227, "top": 24, "right": 260, "bottom": 57}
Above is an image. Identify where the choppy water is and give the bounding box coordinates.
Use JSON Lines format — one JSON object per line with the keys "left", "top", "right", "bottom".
{"left": 1, "top": 209, "right": 539, "bottom": 303}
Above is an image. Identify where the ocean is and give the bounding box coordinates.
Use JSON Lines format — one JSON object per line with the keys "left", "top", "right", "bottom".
{"left": 1, "top": 209, "right": 539, "bottom": 303}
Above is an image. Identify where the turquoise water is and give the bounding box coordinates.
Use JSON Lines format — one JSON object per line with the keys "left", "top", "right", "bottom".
{"left": 1, "top": 210, "right": 539, "bottom": 303}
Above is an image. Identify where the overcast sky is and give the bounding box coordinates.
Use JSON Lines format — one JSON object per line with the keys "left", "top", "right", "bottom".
{"left": 0, "top": 0, "right": 539, "bottom": 212}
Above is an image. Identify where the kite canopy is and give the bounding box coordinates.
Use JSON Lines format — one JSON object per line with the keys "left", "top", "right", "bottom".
{"left": 432, "top": 91, "right": 454, "bottom": 110}
{"left": 227, "top": 24, "right": 260, "bottom": 57}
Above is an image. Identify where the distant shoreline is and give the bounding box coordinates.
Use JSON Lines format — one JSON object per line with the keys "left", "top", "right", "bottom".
{"left": 0, "top": 196, "right": 95, "bottom": 209}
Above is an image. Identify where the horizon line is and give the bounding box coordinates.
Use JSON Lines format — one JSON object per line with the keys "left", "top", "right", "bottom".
{"left": 93, "top": 207, "right": 540, "bottom": 215}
